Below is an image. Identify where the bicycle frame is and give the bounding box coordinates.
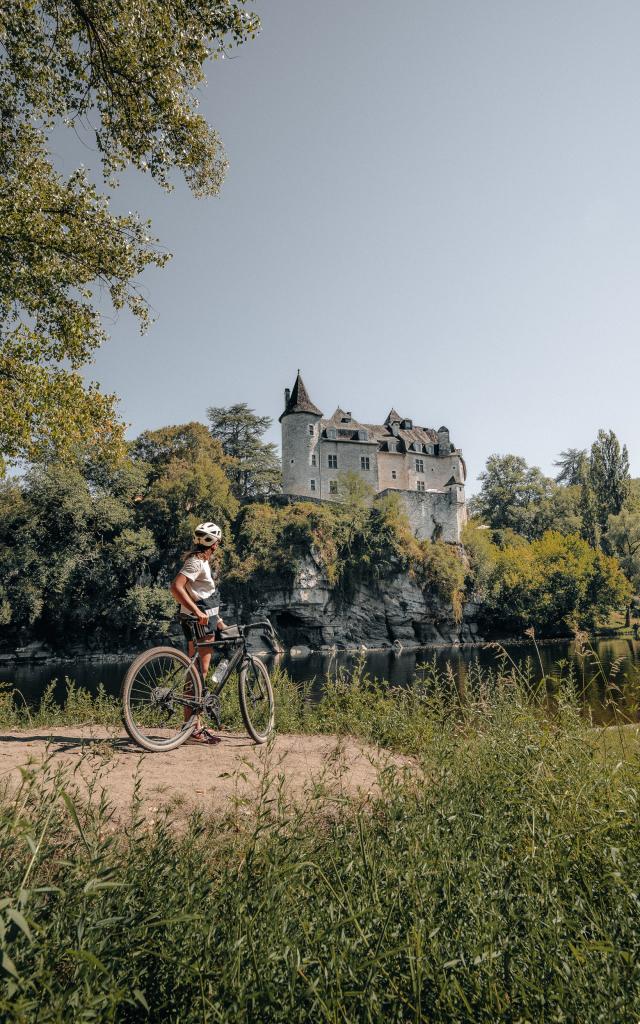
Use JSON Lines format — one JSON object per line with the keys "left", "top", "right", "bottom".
{"left": 178, "top": 620, "right": 275, "bottom": 713}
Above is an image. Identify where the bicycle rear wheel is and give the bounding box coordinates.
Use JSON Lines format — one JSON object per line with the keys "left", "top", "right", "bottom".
{"left": 238, "top": 656, "right": 275, "bottom": 743}
{"left": 121, "top": 647, "right": 202, "bottom": 752}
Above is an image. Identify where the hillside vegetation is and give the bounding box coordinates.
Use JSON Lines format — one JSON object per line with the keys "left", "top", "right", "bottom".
{"left": 0, "top": 417, "right": 637, "bottom": 650}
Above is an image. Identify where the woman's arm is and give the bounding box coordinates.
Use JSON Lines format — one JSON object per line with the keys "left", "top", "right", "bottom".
{"left": 170, "top": 574, "right": 208, "bottom": 625}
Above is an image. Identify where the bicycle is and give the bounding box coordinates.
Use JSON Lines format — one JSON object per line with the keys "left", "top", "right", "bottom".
{"left": 121, "top": 619, "right": 277, "bottom": 753}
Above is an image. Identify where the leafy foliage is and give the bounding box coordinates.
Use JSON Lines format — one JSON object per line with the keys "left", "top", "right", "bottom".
{"left": 469, "top": 454, "right": 581, "bottom": 540}
{"left": 130, "top": 422, "right": 239, "bottom": 557}
{"left": 0, "top": 461, "right": 163, "bottom": 644}
{"left": 607, "top": 509, "right": 640, "bottom": 620}
{"left": 207, "top": 403, "right": 282, "bottom": 498}
{"left": 464, "top": 522, "right": 631, "bottom": 634}
{"left": 554, "top": 447, "right": 587, "bottom": 486}
{"left": 0, "top": 1, "right": 259, "bottom": 470}
{"left": 589, "top": 428, "right": 631, "bottom": 533}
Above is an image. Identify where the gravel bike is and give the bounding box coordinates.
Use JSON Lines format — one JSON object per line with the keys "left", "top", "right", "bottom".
{"left": 121, "top": 619, "right": 277, "bottom": 753}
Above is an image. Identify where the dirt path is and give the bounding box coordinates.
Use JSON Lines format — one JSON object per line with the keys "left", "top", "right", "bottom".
{"left": 0, "top": 726, "right": 412, "bottom": 821}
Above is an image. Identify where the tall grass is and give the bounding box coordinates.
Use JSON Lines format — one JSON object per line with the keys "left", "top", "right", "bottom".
{"left": 3, "top": 645, "right": 640, "bottom": 750}
{"left": 1, "top": 672, "right": 640, "bottom": 1021}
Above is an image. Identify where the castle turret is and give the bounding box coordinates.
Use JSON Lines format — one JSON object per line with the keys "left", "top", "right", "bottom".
{"left": 280, "top": 372, "right": 323, "bottom": 496}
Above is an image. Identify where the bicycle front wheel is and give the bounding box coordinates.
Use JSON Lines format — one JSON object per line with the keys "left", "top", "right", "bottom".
{"left": 238, "top": 656, "right": 275, "bottom": 743}
{"left": 121, "top": 647, "right": 202, "bottom": 752}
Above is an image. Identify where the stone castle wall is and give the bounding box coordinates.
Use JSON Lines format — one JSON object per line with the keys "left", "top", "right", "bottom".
{"left": 388, "top": 487, "right": 467, "bottom": 544}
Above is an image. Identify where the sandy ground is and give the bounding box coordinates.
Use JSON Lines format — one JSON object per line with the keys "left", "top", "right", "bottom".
{"left": 0, "top": 726, "right": 413, "bottom": 821}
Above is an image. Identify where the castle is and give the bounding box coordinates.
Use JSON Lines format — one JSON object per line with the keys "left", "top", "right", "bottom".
{"left": 279, "top": 372, "right": 467, "bottom": 543}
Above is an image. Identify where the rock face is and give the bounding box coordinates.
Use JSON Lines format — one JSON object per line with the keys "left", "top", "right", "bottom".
{"left": 228, "top": 556, "right": 480, "bottom": 650}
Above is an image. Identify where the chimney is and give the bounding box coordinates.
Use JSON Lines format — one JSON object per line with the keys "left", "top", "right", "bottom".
{"left": 284, "top": 387, "right": 291, "bottom": 408}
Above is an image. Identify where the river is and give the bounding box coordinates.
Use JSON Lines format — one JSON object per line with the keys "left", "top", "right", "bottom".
{"left": 2, "top": 637, "right": 640, "bottom": 725}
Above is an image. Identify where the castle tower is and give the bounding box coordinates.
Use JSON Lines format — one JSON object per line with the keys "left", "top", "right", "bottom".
{"left": 279, "top": 372, "right": 323, "bottom": 496}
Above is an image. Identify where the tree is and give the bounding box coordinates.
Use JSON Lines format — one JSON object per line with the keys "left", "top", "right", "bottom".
{"left": 131, "top": 423, "right": 238, "bottom": 558}
{"left": 0, "top": 2, "right": 259, "bottom": 472}
{"left": 578, "top": 466, "right": 600, "bottom": 550}
{"left": 465, "top": 528, "right": 631, "bottom": 635}
{"left": 554, "top": 448, "right": 587, "bottom": 486}
{"left": 208, "top": 404, "right": 281, "bottom": 499}
{"left": 470, "top": 454, "right": 574, "bottom": 541}
{"left": 0, "top": 462, "right": 161, "bottom": 643}
{"left": 589, "top": 430, "right": 630, "bottom": 533}
{"left": 606, "top": 509, "right": 640, "bottom": 625}
{"left": 130, "top": 423, "right": 227, "bottom": 481}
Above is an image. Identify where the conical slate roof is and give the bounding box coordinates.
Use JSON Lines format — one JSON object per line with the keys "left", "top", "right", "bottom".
{"left": 279, "top": 372, "right": 323, "bottom": 421}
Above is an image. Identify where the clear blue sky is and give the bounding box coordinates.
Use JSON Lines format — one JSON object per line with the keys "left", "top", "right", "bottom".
{"left": 73, "top": 0, "right": 640, "bottom": 493}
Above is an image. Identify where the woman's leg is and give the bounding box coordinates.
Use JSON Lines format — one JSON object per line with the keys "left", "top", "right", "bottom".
{"left": 184, "top": 641, "right": 212, "bottom": 723}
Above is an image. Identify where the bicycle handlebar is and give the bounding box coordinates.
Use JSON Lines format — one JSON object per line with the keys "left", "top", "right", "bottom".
{"left": 182, "top": 615, "right": 279, "bottom": 642}
{"left": 242, "top": 619, "right": 276, "bottom": 635}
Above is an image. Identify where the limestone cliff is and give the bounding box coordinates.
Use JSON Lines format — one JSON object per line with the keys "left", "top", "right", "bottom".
{"left": 227, "top": 555, "right": 481, "bottom": 650}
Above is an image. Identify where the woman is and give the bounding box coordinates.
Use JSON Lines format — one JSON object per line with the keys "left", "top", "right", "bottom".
{"left": 170, "top": 521, "right": 227, "bottom": 744}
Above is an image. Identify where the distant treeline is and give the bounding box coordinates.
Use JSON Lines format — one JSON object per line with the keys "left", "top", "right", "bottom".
{"left": 467, "top": 430, "right": 639, "bottom": 631}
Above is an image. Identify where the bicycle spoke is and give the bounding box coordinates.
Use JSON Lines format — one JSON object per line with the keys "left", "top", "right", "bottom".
{"left": 122, "top": 649, "right": 202, "bottom": 750}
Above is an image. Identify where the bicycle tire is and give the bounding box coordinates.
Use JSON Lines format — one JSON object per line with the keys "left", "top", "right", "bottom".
{"left": 238, "top": 656, "right": 275, "bottom": 744}
{"left": 121, "top": 646, "right": 202, "bottom": 752}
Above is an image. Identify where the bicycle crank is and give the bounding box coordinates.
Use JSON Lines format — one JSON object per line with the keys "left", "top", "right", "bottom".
{"left": 203, "top": 692, "right": 221, "bottom": 728}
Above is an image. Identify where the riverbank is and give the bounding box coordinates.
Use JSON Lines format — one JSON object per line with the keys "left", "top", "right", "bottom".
{"left": 0, "top": 727, "right": 409, "bottom": 820}
{"left": 1, "top": 623, "right": 638, "bottom": 668}
{"left": 2, "top": 674, "right": 640, "bottom": 1022}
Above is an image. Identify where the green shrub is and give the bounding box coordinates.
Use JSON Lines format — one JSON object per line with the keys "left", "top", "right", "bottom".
{"left": 464, "top": 522, "right": 631, "bottom": 634}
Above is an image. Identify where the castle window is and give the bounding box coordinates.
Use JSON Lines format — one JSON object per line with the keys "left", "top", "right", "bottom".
{"left": 415, "top": 459, "right": 424, "bottom": 473}
{"left": 308, "top": 424, "right": 314, "bottom": 436}
{"left": 417, "top": 481, "right": 426, "bottom": 492}
{"left": 310, "top": 479, "right": 316, "bottom": 492}
{"left": 361, "top": 456, "right": 370, "bottom": 471}
{"left": 328, "top": 454, "right": 338, "bottom": 469}
{"left": 391, "top": 470, "right": 397, "bottom": 480}
{"left": 311, "top": 453, "right": 317, "bottom": 466}
{"left": 329, "top": 480, "right": 338, "bottom": 495}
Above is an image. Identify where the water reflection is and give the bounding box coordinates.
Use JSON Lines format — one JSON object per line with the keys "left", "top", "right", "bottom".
{"left": 2, "top": 638, "right": 640, "bottom": 724}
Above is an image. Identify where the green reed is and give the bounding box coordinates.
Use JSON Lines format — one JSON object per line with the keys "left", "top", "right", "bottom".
{"left": 2, "top": 672, "right": 640, "bottom": 1022}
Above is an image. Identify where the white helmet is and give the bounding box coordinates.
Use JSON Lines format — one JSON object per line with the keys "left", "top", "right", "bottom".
{"left": 193, "top": 522, "right": 222, "bottom": 547}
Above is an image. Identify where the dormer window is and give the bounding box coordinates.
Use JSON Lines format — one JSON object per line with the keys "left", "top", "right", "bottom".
{"left": 402, "top": 419, "right": 413, "bottom": 430}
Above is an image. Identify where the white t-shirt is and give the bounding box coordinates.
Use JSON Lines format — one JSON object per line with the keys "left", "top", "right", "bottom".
{"left": 177, "top": 555, "right": 219, "bottom": 618}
